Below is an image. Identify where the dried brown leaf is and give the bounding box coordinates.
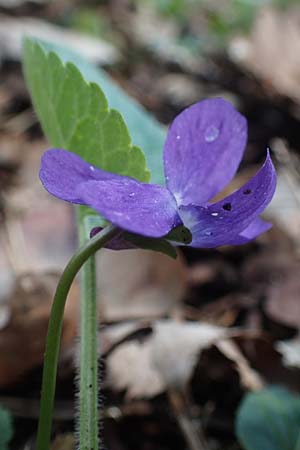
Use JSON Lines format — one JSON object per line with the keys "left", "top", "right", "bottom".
{"left": 265, "top": 266, "right": 300, "bottom": 328}
{"left": 0, "top": 272, "right": 78, "bottom": 386}
{"left": 97, "top": 249, "right": 187, "bottom": 321}
{"left": 230, "top": 6, "right": 300, "bottom": 102}
{"left": 0, "top": 15, "right": 119, "bottom": 65}
{"left": 105, "top": 320, "right": 229, "bottom": 398}
{"left": 215, "top": 339, "right": 263, "bottom": 390}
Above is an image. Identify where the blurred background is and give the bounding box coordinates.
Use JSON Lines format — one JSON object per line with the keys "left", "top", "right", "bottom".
{"left": 1, "top": 1, "right": 300, "bottom": 449}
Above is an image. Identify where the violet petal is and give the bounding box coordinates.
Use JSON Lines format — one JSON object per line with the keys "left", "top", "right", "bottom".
{"left": 163, "top": 98, "right": 247, "bottom": 205}
{"left": 39, "top": 148, "right": 123, "bottom": 204}
{"left": 90, "top": 227, "right": 136, "bottom": 249}
{"left": 227, "top": 217, "right": 272, "bottom": 245}
{"left": 77, "top": 179, "right": 182, "bottom": 238}
{"left": 179, "top": 152, "right": 276, "bottom": 247}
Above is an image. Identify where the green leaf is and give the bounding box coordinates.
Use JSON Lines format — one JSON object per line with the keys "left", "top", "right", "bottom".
{"left": 35, "top": 38, "right": 165, "bottom": 185}
{"left": 0, "top": 405, "right": 13, "bottom": 450}
{"left": 236, "top": 386, "right": 300, "bottom": 450}
{"left": 23, "top": 37, "right": 166, "bottom": 184}
{"left": 22, "top": 38, "right": 150, "bottom": 183}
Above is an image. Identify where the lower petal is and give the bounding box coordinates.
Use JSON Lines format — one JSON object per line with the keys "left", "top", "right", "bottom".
{"left": 77, "top": 179, "right": 182, "bottom": 238}
{"left": 179, "top": 153, "right": 276, "bottom": 248}
{"left": 227, "top": 217, "right": 272, "bottom": 245}
{"left": 40, "top": 148, "right": 123, "bottom": 204}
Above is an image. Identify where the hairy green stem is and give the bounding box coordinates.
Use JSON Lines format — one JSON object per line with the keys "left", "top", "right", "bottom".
{"left": 78, "top": 216, "right": 99, "bottom": 450}
{"left": 36, "top": 224, "right": 118, "bottom": 450}
{"left": 79, "top": 255, "right": 98, "bottom": 450}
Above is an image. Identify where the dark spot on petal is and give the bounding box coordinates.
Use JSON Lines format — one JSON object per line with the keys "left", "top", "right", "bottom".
{"left": 222, "top": 202, "right": 232, "bottom": 211}
{"left": 243, "top": 189, "right": 251, "bottom": 195}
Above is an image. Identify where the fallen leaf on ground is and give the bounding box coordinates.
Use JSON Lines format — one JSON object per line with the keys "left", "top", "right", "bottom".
{"left": 0, "top": 272, "right": 78, "bottom": 386}
{"left": 216, "top": 340, "right": 263, "bottom": 390}
{"left": 101, "top": 321, "right": 151, "bottom": 355}
{"left": 106, "top": 339, "right": 164, "bottom": 399}
{"left": 105, "top": 320, "right": 230, "bottom": 398}
{"left": 130, "top": 5, "right": 202, "bottom": 73}
{"left": 50, "top": 433, "right": 75, "bottom": 450}
{"left": 4, "top": 139, "right": 75, "bottom": 272}
{"left": 97, "top": 249, "right": 187, "bottom": 321}
{"left": 265, "top": 139, "right": 300, "bottom": 246}
{"left": 236, "top": 335, "right": 300, "bottom": 390}
{"left": 265, "top": 265, "right": 300, "bottom": 329}
{"left": 0, "top": 231, "right": 15, "bottom": 306}
{"left": 276, "top": 335, "right": 300, "bottom": 369}
{"left": 0, "top": 15, "right": 119, "bottom": 66}
{"left": 156, "top": 74, "right": 203, "bottom": 107}
{"left": 230, "top": 6, "right": 300, "bottom": 102}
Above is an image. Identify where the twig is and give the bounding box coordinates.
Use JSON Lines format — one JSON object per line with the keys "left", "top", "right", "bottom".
{"left": 168, "top": 390, "right": 209, "bottom": 450}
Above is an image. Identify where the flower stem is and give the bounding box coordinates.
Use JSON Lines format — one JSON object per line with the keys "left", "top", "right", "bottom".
{"left": 79, "top": 254, "right": 98, "bottom": 450}
{"left": 78, "top": 215, "right": 99, "bottom": 450}
{"left": 36, "top": 224, "right": 118, "bottom": 450}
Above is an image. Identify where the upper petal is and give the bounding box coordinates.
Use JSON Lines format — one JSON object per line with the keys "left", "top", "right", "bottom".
{"left": 163, "top": 98, "right": 247, "bottom": 205}
{"left": 77, "top": 178, "right": 182, "bottom": 238}
{"left": 40, "top": 148, "right": 123, "bottom": 204}
{"left": 179, "top": 152, "right": 276, "bottom": 247}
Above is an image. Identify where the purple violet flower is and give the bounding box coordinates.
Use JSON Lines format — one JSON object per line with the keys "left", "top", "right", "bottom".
{"left": 40, "top": 98, "right": 276, "bottom": 248}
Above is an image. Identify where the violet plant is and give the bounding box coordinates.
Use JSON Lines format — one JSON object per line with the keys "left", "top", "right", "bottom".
{"left": 22, "top": 39, "right": 276, "bottom": 450}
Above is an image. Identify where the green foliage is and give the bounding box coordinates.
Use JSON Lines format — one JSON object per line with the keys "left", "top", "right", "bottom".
{"left": 0, "top": 406, "right": 13, "bottom": 450}
{"left": 236, "top": 386, "right": 300, "bottom": 450}
{"left": 153, "top": 0, "right": 192, "bottom": 17}
{"left": 40, "top": 39, "right": 166, "bottom": 185}
{"left": 69, "top": 8, "right": 108, "bottom": 38}
{"left": 23, "top": 38, "right": 166, "bottom": 185}
{"left": 22, "top": 39, "right": 150, "bottom": 182}
{"left": 142, "top": 0, "right": 300, "bottom": 50}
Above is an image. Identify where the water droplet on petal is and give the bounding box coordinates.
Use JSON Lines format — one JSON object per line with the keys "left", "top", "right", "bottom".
{"left": 90, "top": 165, "right": 95, "bottom": 172}
{"left": 129, "top": 192, "right": 135, "bottom": 197}
{"left": 204, "top": 125, "right": 219, "bottom": 143}
{"left": 211, "top": 212, "right": 218, "bottom": 217}
{"left": 176, "top": 135, "right": 181, "bottom": 140}
{"left": 205, "top": 231, "right": 213, "bottom": 236}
